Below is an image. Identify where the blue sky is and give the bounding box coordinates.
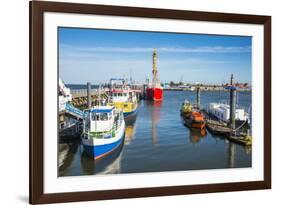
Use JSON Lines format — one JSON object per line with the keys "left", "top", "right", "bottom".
{"left": 59, "top": 27, "right": 252, "bottom": 84}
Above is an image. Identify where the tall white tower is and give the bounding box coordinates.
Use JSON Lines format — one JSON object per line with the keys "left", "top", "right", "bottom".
{"left": 152, "top": 48, "right": 160, "bottom": 87}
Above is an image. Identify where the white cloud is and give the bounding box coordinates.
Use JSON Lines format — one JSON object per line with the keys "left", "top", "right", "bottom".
{"left": 60, "top": 44, "right": 251, "bottom": 54}
{"left": 60, "top": 58, "right": 228, "bottom": 68}
{"left": 59, "top": 44, "right": 251, "bottom": 84}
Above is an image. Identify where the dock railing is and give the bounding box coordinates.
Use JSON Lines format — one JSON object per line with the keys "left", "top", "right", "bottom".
{"left": 71, "top": 88, "right": 108, "bottom": 98}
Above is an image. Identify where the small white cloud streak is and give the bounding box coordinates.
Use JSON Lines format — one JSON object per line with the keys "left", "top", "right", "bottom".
{"left": 60, "top": 44, "right": 251, "bottom": 54}
{"left": 60, "top": 58, "right": 228, "bottom": 66}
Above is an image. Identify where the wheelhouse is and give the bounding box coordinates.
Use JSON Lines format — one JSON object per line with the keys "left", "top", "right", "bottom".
{"left": 85, "top": 106, "right": 115, "bottom": 133}
{"left": 111, "top": 91, "right": 129, "bottom": 102}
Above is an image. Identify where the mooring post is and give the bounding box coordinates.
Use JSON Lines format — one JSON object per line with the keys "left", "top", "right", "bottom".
{"left": 196, "top": 86, "right": 201, "bottom": 109}
{"left": 87, "top": 82, "right": 91, "bottom": 108}
{"left": 229, "top": 87, "right": 237, "bottom": 130}
{"left": 229, "top": 74, "right": 236, "bottom": 131}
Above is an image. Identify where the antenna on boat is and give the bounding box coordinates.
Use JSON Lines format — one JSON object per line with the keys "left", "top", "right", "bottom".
{"left": 130, "top": 69, "right": 132, "bottom": 85}
{"left": 98, "top": 84, "right": 101, "bottom": 107}
{"left": 180, "top": 75, "right": 183, "bottom": 85}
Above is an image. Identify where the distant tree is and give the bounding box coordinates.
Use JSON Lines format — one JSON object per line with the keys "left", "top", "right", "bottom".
{"left": 170, "top": 81, "right": 175, "bottom": 87}
{"left": 179, "top": 81, "right": 184, "bottom": 86}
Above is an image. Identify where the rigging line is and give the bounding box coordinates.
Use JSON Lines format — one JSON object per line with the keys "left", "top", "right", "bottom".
{"left": 233, "top": 119, "right": 248, "bottom": 132}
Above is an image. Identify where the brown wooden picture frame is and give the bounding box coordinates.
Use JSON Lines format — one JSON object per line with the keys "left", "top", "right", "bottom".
{"left": 30, "top": 1, "right": 271, "bottom": 204}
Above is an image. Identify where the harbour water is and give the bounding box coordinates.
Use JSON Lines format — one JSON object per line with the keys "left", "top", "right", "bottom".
{"left": 59, "top": 90, "right": 251, "bottom": 176}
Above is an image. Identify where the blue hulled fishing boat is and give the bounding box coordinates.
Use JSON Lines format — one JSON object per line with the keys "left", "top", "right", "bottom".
{"left": 81, "top": 106, "right": 125, "bottom": 159}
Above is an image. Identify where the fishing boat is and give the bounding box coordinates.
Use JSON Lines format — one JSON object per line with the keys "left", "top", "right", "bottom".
{"left": 107, "top": 78, "right": 138, "bottom": 118}
{"left": 146, "top": 49, "right": 163, "bottom": 101}
{"left": 81, "top": 105, "right": 126, "bottom": 160}
{"left": 180, "top": 100, "right": 206, "bottom": 130}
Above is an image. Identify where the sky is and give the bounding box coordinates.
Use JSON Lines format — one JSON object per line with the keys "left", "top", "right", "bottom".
{"left": 59, "top": 27, "right": 252, "bottom": 85}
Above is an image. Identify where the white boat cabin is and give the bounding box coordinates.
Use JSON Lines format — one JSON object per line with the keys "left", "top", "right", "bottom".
{"left": 111, "top": 90, "right": 137, "bottom": 103}
{"left": 109, "top": 78, "right": 138, "bottom": 103}
{"left": 111, "top": 91, "right": 129, "bottom": 102}
{"left": 85, "top": 106, "right": 116, "bottom": 133}
{"left": 208, "top": 103, "right": 248, "bottom": 122}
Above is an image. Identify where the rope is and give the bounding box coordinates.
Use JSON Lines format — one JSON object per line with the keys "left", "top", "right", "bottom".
{"left": 233, "top": 119, "right": 248, "bottom": 132}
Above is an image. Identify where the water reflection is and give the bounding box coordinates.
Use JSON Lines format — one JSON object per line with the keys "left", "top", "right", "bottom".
{"left": 244, "top": 146, "right": 252, "bottom": 154}
{"left": 124, "top": 125, "right": 136, "bottom": 145}
{"left": 80, "top": 139, "right": 124, "bottom": 175}
{"left": 81, "top": 151, "right": 124, "bottom": 175}
{"left": 189, "top": 129, "right": 207, "bottom": 144}
{"left": 79, "top": 115, "right": 138, "bottom": 175}
{"left": 59, "top": 91, "right": 252, "bottom": 176}
{"left": 228, "top": 142, "right": 236, "bottom": 168}
{"left": 98, "top": 153, "right": 123, "bottom": 175}
{"left": 124, "top": 115, "right": 137, "bottom": 145}
{"left": 150, "top": 101, "right": 162, "bottom": 145}
{"left": 58, "top": 141, "right": 79, "bottom": 176}
{"left": 80, "top": 151, "right": 95, "bottom": 175}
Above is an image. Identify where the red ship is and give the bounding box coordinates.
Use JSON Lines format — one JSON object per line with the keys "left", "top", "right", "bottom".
{"left": 146, "top": 49, "right": 163, "bottom": 101}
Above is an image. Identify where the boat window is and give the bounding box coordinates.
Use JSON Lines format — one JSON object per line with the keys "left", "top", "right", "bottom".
{"left": 108, "top": 113, "right": 112, "bottom": 120}
{"left": 91, "top": 113, "right": 97, "bottom": 121}
{"left": 118, "top": 93, "right": 122, "bottom": 96}
{"left": 91, "top": 113, "right": 108, "bottom": 121}
{"left": 100, "top": 113, "right": 108, "bottom": 121}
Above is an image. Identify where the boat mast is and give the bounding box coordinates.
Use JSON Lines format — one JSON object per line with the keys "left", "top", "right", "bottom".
{"left": 98, "top": 84, "right": 101, "bottom": 107}
{"left": 130, "top": 69, "right": 132, "bottom": 85}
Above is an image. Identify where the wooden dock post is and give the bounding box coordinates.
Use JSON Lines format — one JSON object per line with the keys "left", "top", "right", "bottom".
{"left": 229, "top": 74, "right": 236, "bottom": 131}
{"left": 196, "top": 86, "right": 201, "bottom": 109}
{"left": 87, "top": 82, "right": 91, "bottom": 108}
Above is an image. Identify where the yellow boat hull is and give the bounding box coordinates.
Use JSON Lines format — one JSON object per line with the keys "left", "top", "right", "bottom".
{"left": 108, "top": 101, "right": 138, "bottom": 117}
